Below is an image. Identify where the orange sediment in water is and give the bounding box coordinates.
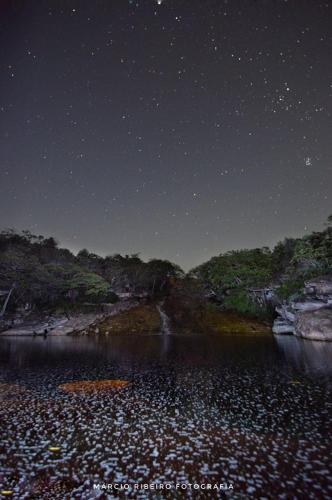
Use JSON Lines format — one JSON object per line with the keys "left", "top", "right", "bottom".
{"left": 58, "top": 379, "right": 129, "bottom": 393}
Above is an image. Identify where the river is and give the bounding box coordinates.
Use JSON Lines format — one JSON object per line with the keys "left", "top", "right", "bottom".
{"left": 0, "top": 332, "right": 331, "bottom": 498}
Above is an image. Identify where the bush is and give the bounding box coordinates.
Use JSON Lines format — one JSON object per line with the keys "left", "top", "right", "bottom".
{"left": 223, "top": 289, "right": 271, "bottom": 319}
{"left": 276, "top": 268, "right": 326, "bottom": 302}
{"left": 276, "top": 278, "right": 305, "bottom": 302}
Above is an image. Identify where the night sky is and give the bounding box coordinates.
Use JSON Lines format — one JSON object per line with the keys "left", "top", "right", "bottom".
{"left": 1, "top": 0, "right": 331, "bottom": 270}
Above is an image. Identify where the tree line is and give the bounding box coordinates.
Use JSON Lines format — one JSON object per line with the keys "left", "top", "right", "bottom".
{"left": 0, "top": 214, "right": 331, "bottom": 318}
{"left": 0, "top": 229, "right": 183, "bottom": 314}
{"left": 190, "top": 214, "right": 332, "bottom": 317}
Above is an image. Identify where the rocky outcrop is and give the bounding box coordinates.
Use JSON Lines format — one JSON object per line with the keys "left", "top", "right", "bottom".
{"left": 292, "top": 300, "right": 329, "bottom": 312}
{"left": 0, "top": 300, "right": 138, "bottom": 337}
{"left": 272, "top": 318, "right": 294, "bottom": 335}
{"left": 0, "top": 313, "right": 104, "bottom": 337}
{"left": 275, "top": 304, "right": 295, "bottom": 322}
{"left": 295, "top": 307, "right": 332, "bottom": 341}
{"left": 273, "top": 274, "right": 332, "bottom": 341}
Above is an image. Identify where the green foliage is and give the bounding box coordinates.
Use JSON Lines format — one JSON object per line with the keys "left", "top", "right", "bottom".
{"left": 0, "top": 229, "right": 183, "bottom": 312}
{"left": 276, "top": 278, "right": 305, "bottom": 302}
{"left": 191, "top": 213, "right": 332, "bottom": 315}
{"left": 1, "top": 213, "right": 331, "bottom": 315}
{"left": 223, "top": 290, "right": 273, "bottom": 319}
{"left": 101, "top": 254, "right": 183, "bottom": 296}
{"left": 272, "top": 238, "right": 298, "bottom": 275}
{"left": 273, "top": 219, "right": 332, "bottom": 302}
{"left": 68, "top": 270, "right": 110, "bottom": 301}
{"left": 223, "top": 289, "right": 263, "bottom": 316}
{"left": 192, "top": 247, "right": 273, "bottom": 296}
{"left": 291, "top": 230, "right": 332, "bottom": 269}
{"left": 276, "top": 267, "right": 327, "bottom": 302}
{"left": 142, "top": 259, "right": 184, "bottom": 295}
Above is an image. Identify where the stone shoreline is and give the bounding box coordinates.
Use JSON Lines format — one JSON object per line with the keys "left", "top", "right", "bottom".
{"left": 0, "top": 300, "right": 138, "bottom": 337}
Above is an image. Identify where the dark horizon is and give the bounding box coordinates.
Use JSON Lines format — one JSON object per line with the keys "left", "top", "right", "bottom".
{"left": 1, "top": 0, "right": 331, "bottom": 270}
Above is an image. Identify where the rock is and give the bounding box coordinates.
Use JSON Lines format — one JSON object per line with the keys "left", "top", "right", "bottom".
{"left": 272, "top": 318, "right": 295, "bottom": 335}
{"left": 291, "top": 300, "right": 327, "bottom": 312}
{"left": 13, "top": 318, "right": 24, "bottom": 325}
{"left": 62, "top": 327, "right": 74, "bottom": 335}
{"left": 276, "top": 305, "right": 295, "bottom": 322}
{"left": 0, "top": 313, "right": 102, "bottom": 337}
{"left": 295, "top": 307, "right": 332, "bottom": 341}
{"left": 273, "top": 274, "right": 332, "bottom": 341}
{"left": 304, "top": 274, "right": 332, "bottom": 296}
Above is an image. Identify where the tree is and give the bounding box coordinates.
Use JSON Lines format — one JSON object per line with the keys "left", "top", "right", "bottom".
{"left": 145, "top": 259, "right": 183, "bottom": 295}
{"left": 76, "top": 249, "right": 103, "bottom": 274}
{"left": 102, "top": 253, "right": 145, "bottom": 293}
{"left": 68, "top": 270, "right": 110, "bottom": 302}
{"left": 191, "top": 248, "right": 273, "bottom": 297}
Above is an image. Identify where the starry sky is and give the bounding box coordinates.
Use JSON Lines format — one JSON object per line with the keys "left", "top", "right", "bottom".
{"left": 0, "top": 0, "right": 331, "bottom": 270}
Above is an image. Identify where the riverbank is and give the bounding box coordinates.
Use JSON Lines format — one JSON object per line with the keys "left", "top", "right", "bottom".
{"left": 82, "top": 302, "right": 271, "bottom": 336}
{"left": 163, "top": 296, "right": 271, "bottom": 335}
{"left": 0, "top": 300, "right": 271, "bottom": 337}
{"left": 84, "top": 303, "right": 161, "bottom": 336}
{"left": 0, "top": 300, "right": 138, "bottom": 337}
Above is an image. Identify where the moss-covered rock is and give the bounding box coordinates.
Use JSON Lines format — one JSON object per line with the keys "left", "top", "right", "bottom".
{"left": 89, "top": 303, "right": 161, "bottom": 335}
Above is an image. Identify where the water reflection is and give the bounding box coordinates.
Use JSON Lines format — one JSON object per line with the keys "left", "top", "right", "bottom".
{"left": 275, "top": 334, "right": 332, "bottom": 377}
{"left": 1, "top": 333, "right": 332, "bottom": 382}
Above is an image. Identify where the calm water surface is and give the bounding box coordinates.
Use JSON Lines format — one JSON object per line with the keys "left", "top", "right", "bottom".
{"left": 0, "top": 332, "right": 331, "bottom": 499}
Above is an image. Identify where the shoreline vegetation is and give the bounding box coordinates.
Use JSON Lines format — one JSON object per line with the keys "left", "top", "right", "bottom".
{"left": 0, "top": 214, "right": 331, "bottom": 339}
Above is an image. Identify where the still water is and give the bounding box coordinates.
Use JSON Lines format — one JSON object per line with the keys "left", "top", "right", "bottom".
{"left": 0, "top": 332, "right": 331, "bottom": 499}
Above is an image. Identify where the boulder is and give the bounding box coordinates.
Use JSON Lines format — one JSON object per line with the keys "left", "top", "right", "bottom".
{"left": 272, "top": 318, "right": 295, "bottom": 335}
{"left": 276, "top": 305, "right": 295, "bottom": 322}
{"left": 273, "top": 274, "right": 332, "bottom": 341}
{"left": 295, "top": 307, "right": 332, "bottom": 341}
{"left": 291, "top": 300, "right": 327, "bottom": 312}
